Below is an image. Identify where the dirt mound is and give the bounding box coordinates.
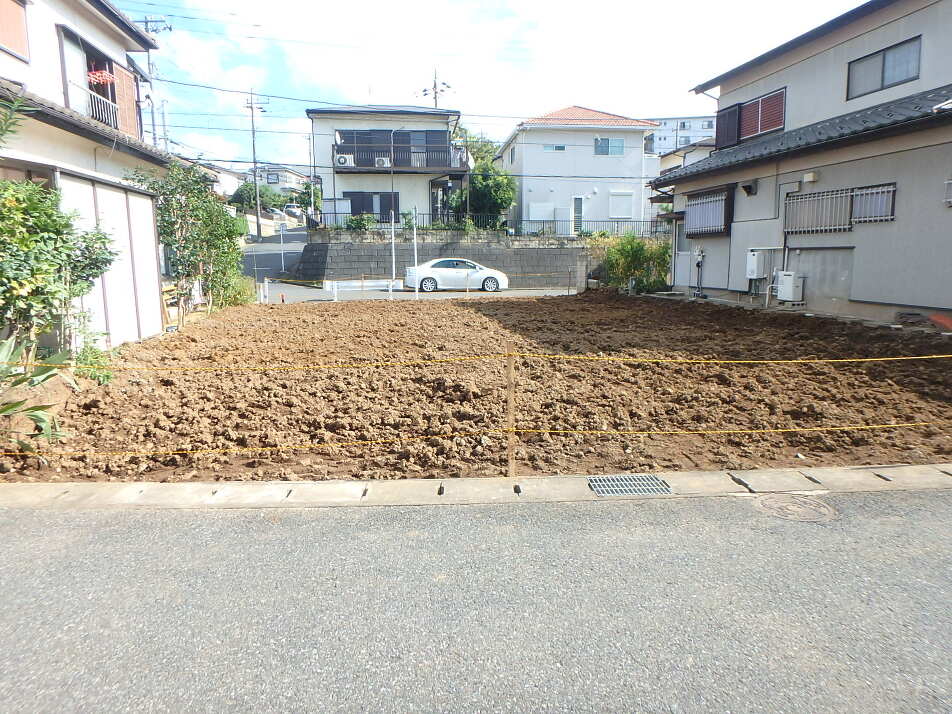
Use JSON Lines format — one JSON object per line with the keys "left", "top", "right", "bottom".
{"left": 5, "top": 292, "right": 951, "bottom": 482}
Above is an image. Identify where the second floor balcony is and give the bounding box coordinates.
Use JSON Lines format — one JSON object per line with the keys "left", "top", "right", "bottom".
{"left": 332, "top": 143, "right": 469, "bottom": 173}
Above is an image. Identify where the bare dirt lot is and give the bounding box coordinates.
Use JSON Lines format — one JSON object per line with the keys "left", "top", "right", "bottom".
{"left": 4, "top": 292, "right": 951, "bottom": 482}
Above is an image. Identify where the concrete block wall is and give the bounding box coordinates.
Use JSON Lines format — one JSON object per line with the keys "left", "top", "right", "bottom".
{"left": 295, "top": 242, "right": 589, "bottom": 291}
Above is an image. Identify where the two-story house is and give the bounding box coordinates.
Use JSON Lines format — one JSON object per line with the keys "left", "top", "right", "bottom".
{"left": 248, "top": 162, "right": 308, "bottom": 197}
{"left": 652, "top": 0, "right": 952, "bottom": 320}
{"left": 494, "top": 106, "right": 659, "bottom": 235}
{"left": 307, "top": 105, "right": 469, "bottom": 226}
{"left": 0, "top": 0, "right": 170, "bottom": 347}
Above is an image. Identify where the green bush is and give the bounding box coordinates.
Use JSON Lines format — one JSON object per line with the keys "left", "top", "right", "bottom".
{"left": 346, "top": 213, "right": 378, "bottom": 231}
{"left": 216, "top": 274, "right": 256, "bottom": 308}
{"left": 75, "top": 343, "right": 114, "bottom": 385}
{"left": 603, "top": 234, "right": 671, "bottom": 291}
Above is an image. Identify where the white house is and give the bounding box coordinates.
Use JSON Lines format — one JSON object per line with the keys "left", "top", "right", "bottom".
{"left": 644, "top": 115, "right": 716, "bottom": 154}
{"left": 307, "top": 105, "right": 469, "bottom": 226}
{"left": 494, "top": 106, "right": 659, "bottom": 235}
{"left": 248, "top": 162, "right": 308, "bottom": 196}
{"left": 0, "top": 0, "right": 170, "bottom": 347}
{"left": 203, "top": 162, "right": 245, "bottom": 198}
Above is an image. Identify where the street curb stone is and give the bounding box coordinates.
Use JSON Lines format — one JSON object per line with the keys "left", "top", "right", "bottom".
{"left": 0, "top": 464, "right": 949, "bottom": 510}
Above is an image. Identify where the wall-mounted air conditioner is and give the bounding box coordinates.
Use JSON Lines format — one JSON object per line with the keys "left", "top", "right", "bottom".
{"left": 336, "top": 154, "right": 355, "bottom": 167}
{"left": 375, "top": 157, "right": 391, "bottom": 168}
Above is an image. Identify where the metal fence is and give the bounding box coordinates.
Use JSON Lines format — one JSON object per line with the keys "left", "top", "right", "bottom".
{"left": 317, "top": 213, "right": 669, "bottom": 237}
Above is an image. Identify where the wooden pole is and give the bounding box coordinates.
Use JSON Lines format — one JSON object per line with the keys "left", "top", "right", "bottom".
{"left": 506, "top": 340, "right": 516, "bottom": 478}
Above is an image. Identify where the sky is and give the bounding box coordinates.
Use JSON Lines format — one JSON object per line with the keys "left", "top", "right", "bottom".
{"left": 118, "top": 0, "right": 869, "bottom": 173}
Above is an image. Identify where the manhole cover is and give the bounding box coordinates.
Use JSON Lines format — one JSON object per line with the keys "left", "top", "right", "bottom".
{"left": 754, "top": 494, "right": 837, "bottom": 523}
{"left": 589, "top": 474, "right": 671, "bottom": 497}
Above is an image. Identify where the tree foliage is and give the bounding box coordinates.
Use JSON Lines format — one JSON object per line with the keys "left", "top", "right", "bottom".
{"left": 0, "top": 97, "right": 33, "bottom": 149}
{"left": 228, "top": 181, "right": 284, "bottom": 212}
{"left": 450, "top": 159, "right": 516, "bottom": 219}
{"left": 130, "top": 163, "right": 249, "bottom": 322}
{"left": 0, "top": 180, "right": 115, "bottom": 342}
{"left": 453, "top": 125, "right": 497, "bottom": 165}
{"left": 287, "top": 182, "right": 321, "bottom": 211}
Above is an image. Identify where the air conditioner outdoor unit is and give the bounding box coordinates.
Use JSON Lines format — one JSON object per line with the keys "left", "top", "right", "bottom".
{"left": 336, "top": 154, "right": 355, "bottom": 167}
{"left": 374, "top": 157, "right": 392, "bottom": 168}
{"left": 777, "top": 271, "right": 805, "bottom": 302}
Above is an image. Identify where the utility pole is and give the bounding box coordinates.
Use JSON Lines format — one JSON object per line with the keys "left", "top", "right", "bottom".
{"left": 421, "top": 69, "right": 450, "bottom": 108}
{"left": 160, "top": 99, "right": 168, "bottom": 152}
{"left": 132, "top": 16, "right": 170, "bottom": 148}
{"left": 246, "top": 89, "right": 269, "bottom": 243}
{"left": 306, "top": 134, "right": 316, "bottom": 218}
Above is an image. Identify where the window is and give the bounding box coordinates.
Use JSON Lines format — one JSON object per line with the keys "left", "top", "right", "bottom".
{"left": 609, "top": 192, "right": 633, "bottom": 219}
{"left": 678, "top": 136, "right": 691, "bottom": 146}
{"left": 738, "top": 89, "right": 786, "bottom": 139}
{"left": 433, "top": 259, "right": 471, "bottom": 269}
{"left": 594, "top": 138, "right": 624, "bottom": 156}
{"left": 685, "top": 188, "right": 734, "bottom": 236}
{"left": 847, "top": 37, "right": 920, "bottom": 100}
{"left": 679, "top": 121, "right": 690, "bottom": 130}
{"left": 341, "top": 191, "right": 398, "bottom": 219}
{"left": 783, "top": 184, "right": 895, "bottom": 233}
{"left": 0, "top": 0, "right": 28, "bottom": 61}
{"left": 509, "top": 147, "right": 515, "bottom": 163}
{"left": 543, "top": 144, "right": 566, "bottom": 151}
{"left": 702, "top": 120, "right": 714, "bottom": 130}
{"left": 267, "top": 173, "right": 280, "bottom": 184}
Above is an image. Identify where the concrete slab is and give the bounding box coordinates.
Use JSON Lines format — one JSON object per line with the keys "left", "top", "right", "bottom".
{"left": 727, "top": 469, "right": 824, "bottom": 493}
{"left": 361, "top": 479, "right": 444, "bottom": 506}
{"left": 439, "top": 477, "right": 522, "bottom": 505}
{"left": 282, "top": 481, "right": 365, "bottom": 507}
{"left": 206, "top": 483, "right": 301, "bottom": 507}
{"left": 797, "top": 467, "right": 894, "bottom": 492}
{"left": 516, "top": 476, "right": 598, "bottom": 503}
{"left": 867, "top": 465, "right": 952, "bottom": 489}
{"left": 657, "top": 470, "right": 747, "bottom": 495}
{"left": 0, "top": 483, "right": 70, "bottom": 508}
{"left": 935, "top": 463, "right": 952, "bottom": 477}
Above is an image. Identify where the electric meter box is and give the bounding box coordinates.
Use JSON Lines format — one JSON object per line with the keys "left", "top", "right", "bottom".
{"left": 777, "top": 271, "right": 805, "bottom": 301}
{"left": 746, "top": 250, "right": 767, "bottom": 279}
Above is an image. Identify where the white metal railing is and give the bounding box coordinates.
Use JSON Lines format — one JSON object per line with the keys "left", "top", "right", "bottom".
{"left": 784, "top": 184, "right": 895, "bottom": 234}
{"left": 685, "top": 190, "right": 728, "bottom": 235}
{"left": 69, "top": 81, "right": 118, "bottom": 129}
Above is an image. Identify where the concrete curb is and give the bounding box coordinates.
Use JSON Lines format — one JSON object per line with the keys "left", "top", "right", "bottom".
{"left": 0, "top": 463, "right": 949, "bottom": 510}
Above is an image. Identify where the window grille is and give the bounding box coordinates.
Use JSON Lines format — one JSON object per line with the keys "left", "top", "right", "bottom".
{"left": 851, "top": 184, "right": 896, "bottom": 223}
{"left": 784, "top": 184, "right": 895, "bottom": 234}
{"left": 686, "top": 190, "right": 730, "bottom": 235}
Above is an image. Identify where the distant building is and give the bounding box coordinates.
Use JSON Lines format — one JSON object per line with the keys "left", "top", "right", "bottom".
{"left": 494, "top": 106, "right": 660, "bottom": 235}
{"left": 248, "top": 162, "right": 308, "bottom": 195}
{"left": 644, "top": 116, "right": 716, "bottom": 155}
{"left": 203, "top": 163, "right": 246, "bottom": 198}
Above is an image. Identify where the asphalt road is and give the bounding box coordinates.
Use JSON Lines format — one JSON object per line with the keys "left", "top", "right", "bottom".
{"left": 1, "top": 491, "right": 949, "bottom": 712}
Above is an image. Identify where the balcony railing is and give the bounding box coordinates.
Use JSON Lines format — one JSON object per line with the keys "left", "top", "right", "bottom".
{"left": 333, "top": 143, "right": 469, "bottom": 171}
{"left": 69, "top": 81, "right": 118, "bottom": 129}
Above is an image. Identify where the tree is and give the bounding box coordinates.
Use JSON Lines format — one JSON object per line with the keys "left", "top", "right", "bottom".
{"left": 290, "top": 182, "right": 322, "bottom": 211}
{"left": 0, "top": 180, "right": 115, "bottom": 344}
{"left": 453, "top": 125, "right": 498, "bottom": 164}
{"left": 0, "top": 97, "right": 33, "bottom": 149}
{"left": 450, "top": 159, "right": 516, "bottom": 220}
{"left": 228, "top": 182, "right": 283, "bottom": 212}
{"left": 130, "top": 163, "right": 249, "bottom": 323}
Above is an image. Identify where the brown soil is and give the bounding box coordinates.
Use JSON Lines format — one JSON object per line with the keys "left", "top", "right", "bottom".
{"left": 4, "top": 291, "right": 951, "bottom": 482}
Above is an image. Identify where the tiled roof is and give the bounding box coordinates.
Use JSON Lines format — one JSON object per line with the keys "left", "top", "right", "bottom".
{"left": 307, "top": 104, "right": 459, "bottom": 117}
{"left": 0, "top": 78, "right": 170, "bottom": 166}
{"left": 652, "top": 84, "right": 952, "bottom": 187}
{"left": 523, "top": 106, "right": 658, "bottom": 127}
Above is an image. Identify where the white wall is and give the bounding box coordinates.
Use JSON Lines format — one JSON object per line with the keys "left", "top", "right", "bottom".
{"left": 0, "top": 0, "right": 144, "bottom": 107}
{"left": 329, "top": 173, "right": 434, "bottom": 216}
{"left": 647, "top": 117, "right": 716, "bottom": 154}
{"left": 718, "top": 0, "right": 952, "bottom": 131}
{"left": 502, "top": 126, "right": 650, "bottom": 223}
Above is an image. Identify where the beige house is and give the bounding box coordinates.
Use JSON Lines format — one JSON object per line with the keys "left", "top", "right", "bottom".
{"left": 0, "top": 0, "right": 170, "bottom": 346}
{"left": 652, "top": 0, "right": 952, "bottom": 320}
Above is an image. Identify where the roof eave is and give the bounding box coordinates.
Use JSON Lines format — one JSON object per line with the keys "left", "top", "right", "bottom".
{"left": 87, "top": 0, "right": 159, "bottom": 50}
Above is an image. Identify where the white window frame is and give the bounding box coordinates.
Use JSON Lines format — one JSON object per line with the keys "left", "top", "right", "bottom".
{"left": 608, "top": 192, "right": 634, "bottom": 219}
{"left": 543, "top": 144, "right": 566, "bottom": 152}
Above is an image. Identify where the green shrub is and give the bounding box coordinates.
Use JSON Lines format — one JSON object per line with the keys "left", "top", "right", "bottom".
{"left": 346, "top": 213, "right": 378, "bottom": 231}
{"left": 216, "top": 274, "right": 256, "bottom": 308}
{"left": 75, "top": 343, "right": 114, "bottom": 385}
{"left": 603, "top": 234, "right": 671, "bottom": 291}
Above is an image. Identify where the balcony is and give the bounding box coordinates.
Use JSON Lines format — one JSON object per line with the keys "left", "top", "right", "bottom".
{"left": 69, "top": 81, "right": 119, "bottom": 130}
{"left": 332, "top": 143, "right": 469, "bottom": 173}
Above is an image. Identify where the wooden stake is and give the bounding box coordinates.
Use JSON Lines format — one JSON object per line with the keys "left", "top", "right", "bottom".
{"left": 506, "top": 340, "right": 516, "bottom": 478}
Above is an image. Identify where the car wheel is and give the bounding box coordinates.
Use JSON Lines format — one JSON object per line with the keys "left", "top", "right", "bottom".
{"left": 482, "top": 277, "right": 500, "bottom": 292}
{"left": 420, "top": 277, "right": 438, "bottom": 292}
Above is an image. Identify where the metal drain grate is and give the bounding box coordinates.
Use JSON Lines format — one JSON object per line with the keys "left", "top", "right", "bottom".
{"left": 588, "top": 473, "right": 672, "bottom": 497}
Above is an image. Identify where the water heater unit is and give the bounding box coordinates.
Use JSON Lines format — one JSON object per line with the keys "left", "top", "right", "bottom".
{"left": 777, "top": 271, "right": 805, "bottom": 302}
{"left": 746, "top": 250, "right": 767, "bottom": 279}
